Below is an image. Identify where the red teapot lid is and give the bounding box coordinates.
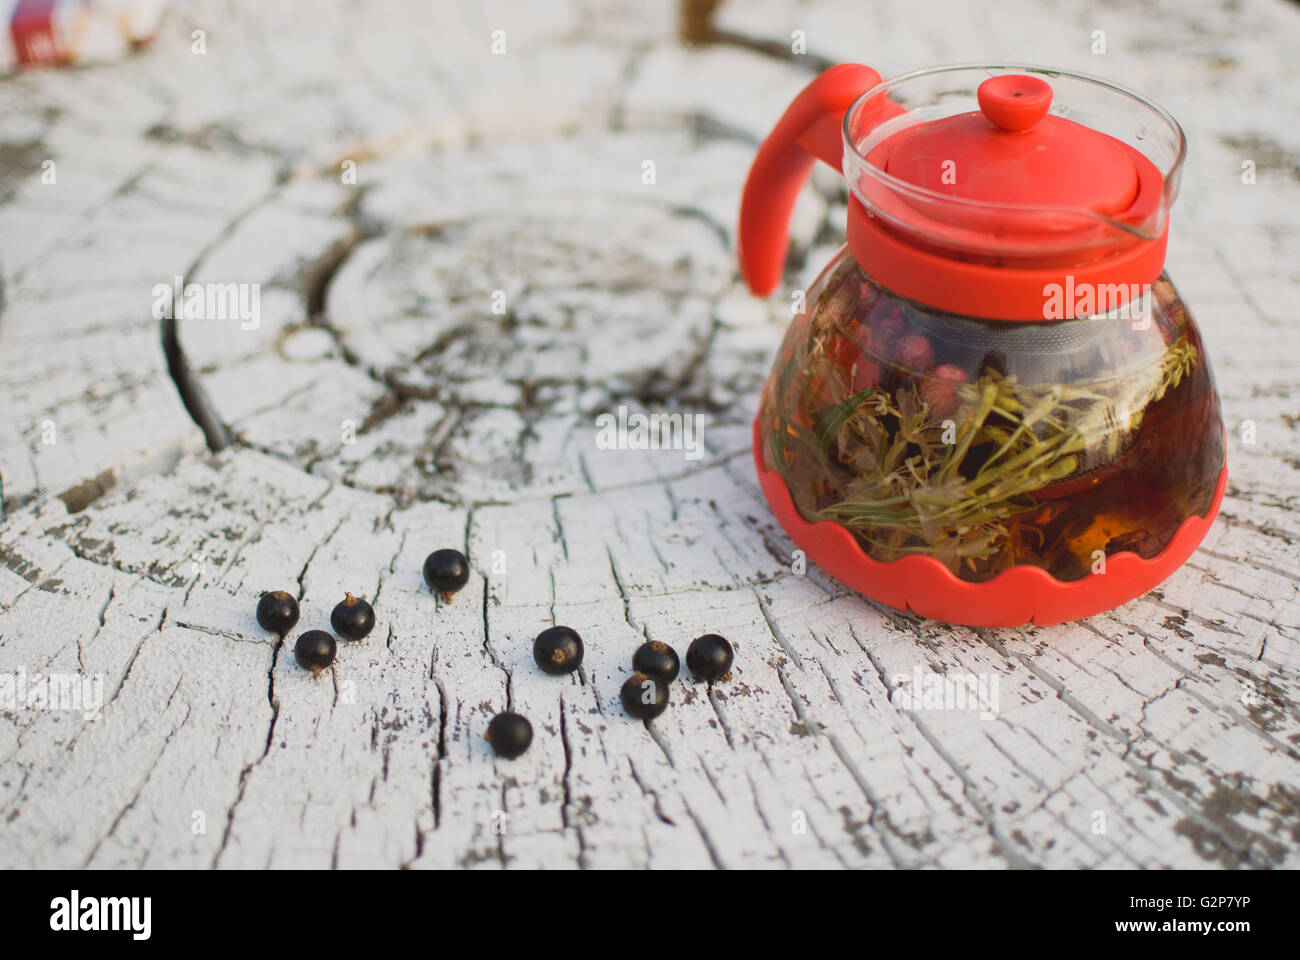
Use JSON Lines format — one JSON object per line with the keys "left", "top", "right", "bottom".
{"left": 739, "top": 65, "right": 1177, "bottom": 320}
{"left": 876, "top": 76, "right": 1138, "bottom": 215}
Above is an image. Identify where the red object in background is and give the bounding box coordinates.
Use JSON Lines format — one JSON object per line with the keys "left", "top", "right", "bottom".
{"left": 10, "top": 0, "right": 69, "bottom": 65}
{"left": 4, "top": 0, "right": 166, "bottom": 72}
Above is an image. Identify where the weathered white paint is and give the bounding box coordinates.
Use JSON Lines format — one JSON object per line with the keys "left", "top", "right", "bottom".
{"left": 0, "top": 0, "right": 1297, "bottom": 869}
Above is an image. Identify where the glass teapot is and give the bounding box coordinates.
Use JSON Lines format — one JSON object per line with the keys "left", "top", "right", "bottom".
{"left": 740, "top": 64, "right": 1226, "bottom": 627}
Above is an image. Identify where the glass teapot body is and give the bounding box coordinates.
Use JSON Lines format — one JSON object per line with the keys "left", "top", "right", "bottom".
{"left": 755, "top": 251, "right": 1225, "bottom": 625}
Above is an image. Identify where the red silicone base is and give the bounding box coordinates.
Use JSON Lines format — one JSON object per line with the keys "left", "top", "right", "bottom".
{"left": 753, "top": 417, "right": 1227, "bottom": 627}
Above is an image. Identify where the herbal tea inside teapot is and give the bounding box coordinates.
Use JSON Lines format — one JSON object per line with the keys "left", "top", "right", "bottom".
{"left": 740, "top": 64, "right": 1227, "bottom": 627}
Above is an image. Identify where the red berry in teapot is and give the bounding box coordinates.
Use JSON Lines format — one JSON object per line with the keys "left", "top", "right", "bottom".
{"left": 892, "top": 333, "right": 935, "bottom": 374}
{"left": 868, "top": 306, "right": 905, "bottom": 350}
{"left": 920, "top": 363, "right": 968, "bottom": 419}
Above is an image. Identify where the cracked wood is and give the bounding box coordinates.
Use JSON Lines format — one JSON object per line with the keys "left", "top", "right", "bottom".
{"left": 1, "top": 0, "right": 1299, "bottom": 869}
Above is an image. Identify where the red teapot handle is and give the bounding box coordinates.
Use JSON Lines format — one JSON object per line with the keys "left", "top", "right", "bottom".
{"left": 738, "top": 63, "right": 897, "bottom": 296}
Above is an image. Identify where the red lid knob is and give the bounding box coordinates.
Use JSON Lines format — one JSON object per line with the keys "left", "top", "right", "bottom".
{"left": 977, "top": 75, "right": 1052, "bottom": 132}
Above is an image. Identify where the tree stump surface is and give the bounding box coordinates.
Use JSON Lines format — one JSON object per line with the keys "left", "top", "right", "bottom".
{"left": 1, "top": 0, "right": 1298, "bottom": 869}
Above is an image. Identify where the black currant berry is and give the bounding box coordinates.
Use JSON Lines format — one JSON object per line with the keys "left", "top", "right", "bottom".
{"left": 256, "top": 590, "right": 300, "bottom": 637}
{"left": 485, "top": 711, "right": 533, "bottom": 760}
{"left": 330, "top": 592, "right": 375, "bottom": 641}
{"left": 423, "top": 548, "right": 470, "bottom": 600}
{"left": 533, "top": 626, "right": 583, "bottom": 675}
{"left": 686, "top": 633, "right": 733, "bottom": 681}
{"left": 294, "top": 630, "right": 337, "bottom": 675}
{"left": 632, "top": 640, "right": 679, "bottom": 684}
{"left": 621, "top": 672, "right": 669, "bottom": 720}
